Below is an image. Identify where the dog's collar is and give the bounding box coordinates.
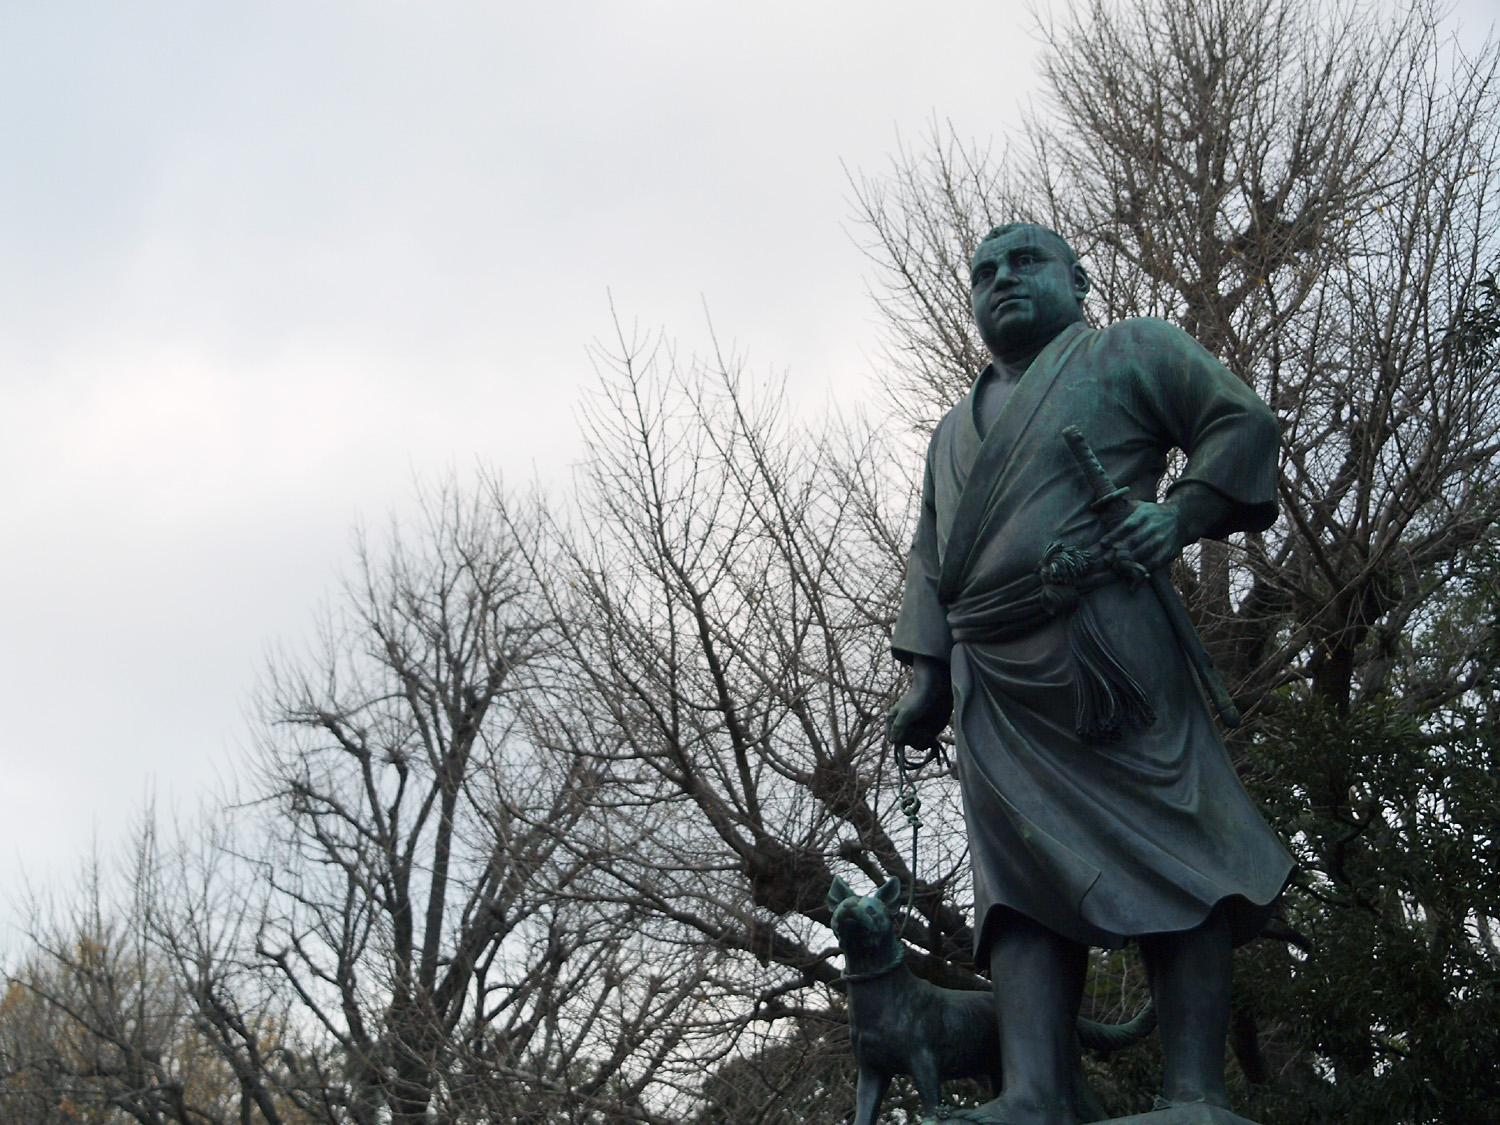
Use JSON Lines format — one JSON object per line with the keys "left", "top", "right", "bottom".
{"left": 839, "top": 947, "right": 905, "bottom": 983}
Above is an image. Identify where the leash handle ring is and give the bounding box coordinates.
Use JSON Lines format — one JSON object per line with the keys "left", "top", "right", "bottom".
{"left": 891, "top": 735, "right": 948, "bottom": 941}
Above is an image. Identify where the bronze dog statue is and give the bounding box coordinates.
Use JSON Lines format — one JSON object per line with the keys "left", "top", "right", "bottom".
{"left": 830, "top": 876, "right": 1154, "bottom": 1124}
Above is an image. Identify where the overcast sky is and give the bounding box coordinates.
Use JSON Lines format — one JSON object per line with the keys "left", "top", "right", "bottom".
{"left": 0, "top": 1, "right": 1050, "bottom": 933}
{"left": 1, "top": 1, "right": 1492, "bottom": 938}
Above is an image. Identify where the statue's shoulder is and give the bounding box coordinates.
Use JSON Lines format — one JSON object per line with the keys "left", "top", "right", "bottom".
{"left": 1096, "top": 316, "right": 1192, "bottom": 352}
{"left": 1095, "top": 318, "right": 1215, "bottom": 380}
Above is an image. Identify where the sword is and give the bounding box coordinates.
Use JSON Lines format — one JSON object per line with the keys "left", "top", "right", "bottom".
{"left": 1060, "top": 426, "right": 1242, "bottom": 730}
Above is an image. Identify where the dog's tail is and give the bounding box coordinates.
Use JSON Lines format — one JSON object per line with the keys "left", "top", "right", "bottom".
{"left": 1076, "top": 1000, "right": 1157, "bottom": 1056}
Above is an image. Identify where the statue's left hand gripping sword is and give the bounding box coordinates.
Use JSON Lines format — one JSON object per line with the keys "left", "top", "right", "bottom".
{"left": 1061, "top": 425, "right": 1242, "bottom": 729}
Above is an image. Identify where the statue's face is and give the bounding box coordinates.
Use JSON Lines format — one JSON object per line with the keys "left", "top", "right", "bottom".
{"left": 970, "top": 227, "right": 1088, "bottom": 363}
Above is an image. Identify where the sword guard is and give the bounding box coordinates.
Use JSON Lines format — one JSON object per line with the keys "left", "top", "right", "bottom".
{"left": 1089, "top": 485, "right": 1131, "bottom": 512}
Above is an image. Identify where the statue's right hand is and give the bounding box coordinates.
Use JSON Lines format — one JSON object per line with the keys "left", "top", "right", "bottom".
{"left": 886, "top": 656, "right": 952, "bottom": 754}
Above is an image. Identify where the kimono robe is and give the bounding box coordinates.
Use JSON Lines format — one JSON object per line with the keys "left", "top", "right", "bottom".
{"left": 893, "top": 317, "right": 1293, "bottom": 959}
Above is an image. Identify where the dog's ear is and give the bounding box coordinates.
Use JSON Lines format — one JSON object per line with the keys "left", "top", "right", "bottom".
{"left": 876, "top": 877, "right": 902, "bottom": 911}
{"left": 828, "top": 876, "right": 854, "bottom": 915}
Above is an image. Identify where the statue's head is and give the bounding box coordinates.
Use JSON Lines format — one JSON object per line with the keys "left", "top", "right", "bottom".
{"left": 970, "top": 222, "right": 1090, "bottom": 364}
{"left": 827, "top": 875, "right": 901, "bottom": 956}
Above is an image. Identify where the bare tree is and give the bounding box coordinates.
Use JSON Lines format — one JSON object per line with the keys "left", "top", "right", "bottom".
{"left": 8, "top": 478, "right": 709, "bottom": 1125}
{"left": 241, "top": 476, "right": 702, "bottom": 1125}
{"left": 520, "top": 321, "right": 999, "bottom": 1119}
{"left": 4, "top": 834, "right": 256, "bottom": 1125}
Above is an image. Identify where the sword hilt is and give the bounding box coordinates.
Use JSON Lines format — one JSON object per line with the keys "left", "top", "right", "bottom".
{"left": 1061, "top": 426, "right": 1130, "bottom": 518}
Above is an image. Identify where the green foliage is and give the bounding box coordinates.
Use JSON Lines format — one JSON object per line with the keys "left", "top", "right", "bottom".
{"left": 1446, "top": 271, "right": 1500, "bottom": 376}
{"left": 1234, "top": 703, "right": 1500, "bottom": 1124}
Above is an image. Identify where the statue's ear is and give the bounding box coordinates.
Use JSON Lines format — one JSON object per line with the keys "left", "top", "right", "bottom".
{"left": 1072, "top": 261, "right": 1092, "bottom": 299}
{"left": 876, "top": 877, "right": 902, "bottom": 910}
{"left": 828, "top": 876, "right": 854, "bottom": 914}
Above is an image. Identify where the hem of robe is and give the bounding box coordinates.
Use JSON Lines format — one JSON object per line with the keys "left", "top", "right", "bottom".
{"left": 973, "top": 874, "right": 1293, "bottom": 963}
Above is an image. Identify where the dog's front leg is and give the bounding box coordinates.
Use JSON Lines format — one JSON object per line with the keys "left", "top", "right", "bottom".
{"left": 908, "top": 1050, "right": 942, "bottom": 1119}
{"left": 853, "top": 1063, "right": 890, "bottom": 1125}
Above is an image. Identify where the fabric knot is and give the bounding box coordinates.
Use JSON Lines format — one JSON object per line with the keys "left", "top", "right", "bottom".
{"left": 1037, "top": 541, "right": 1094, "bottom": 615}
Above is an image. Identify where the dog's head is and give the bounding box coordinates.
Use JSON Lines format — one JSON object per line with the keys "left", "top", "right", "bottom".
{"left": 827, "top": 876, "right": 902, "bottom": 956}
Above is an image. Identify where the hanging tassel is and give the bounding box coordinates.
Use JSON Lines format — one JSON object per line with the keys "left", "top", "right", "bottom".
{"left": 1069, "top": 599, "right": 1156, "bottom": 743}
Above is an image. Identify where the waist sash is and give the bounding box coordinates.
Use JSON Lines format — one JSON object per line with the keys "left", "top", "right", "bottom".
{"left": 948, "top": 543, "right": 1156, "bottom": 743}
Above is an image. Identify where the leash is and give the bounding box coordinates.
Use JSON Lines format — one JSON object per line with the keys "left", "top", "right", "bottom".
{"left": 892, "top": 735, "right": 948, "bottom": 941}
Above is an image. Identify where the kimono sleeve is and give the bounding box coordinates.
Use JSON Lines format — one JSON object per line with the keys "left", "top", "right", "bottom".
{"left": 1132, "top": 318, "right": 1280, "bottom": 537}
{"left": 892, "top": 437, "right": 953, "bottom": 665}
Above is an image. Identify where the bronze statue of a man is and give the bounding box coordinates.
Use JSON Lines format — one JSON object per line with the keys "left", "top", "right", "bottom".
{"left": 887, "top": 223, "right": 1293, "bottom": 1124}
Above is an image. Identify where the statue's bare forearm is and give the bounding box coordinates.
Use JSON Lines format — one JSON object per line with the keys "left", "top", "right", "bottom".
{"left": 909, "top": 654, "right": 949, "bottom": 695}
{"left": 1099, "top": 483, "right": 1236, "bottom": 573}
{"left": 1163, "top": 482, "right": 1236, "bottom": 547}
